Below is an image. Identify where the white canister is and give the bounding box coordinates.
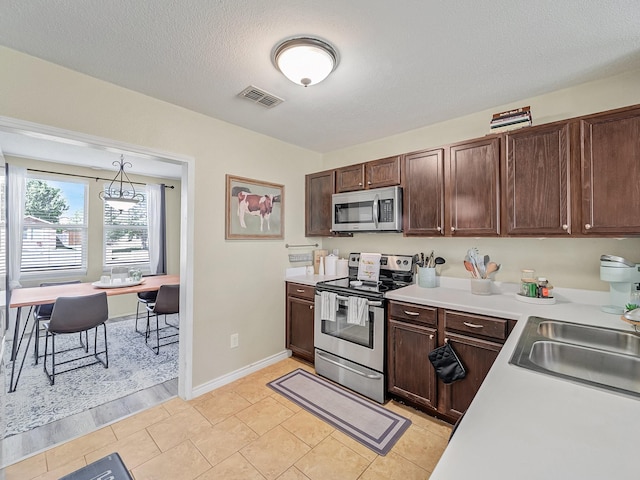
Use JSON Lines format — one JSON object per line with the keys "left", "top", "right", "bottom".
{"left": 336, "top": 258, "right": 349, "bottom": 277}
{"left": 324, "top": 254, "right": 338, "bottom": 275}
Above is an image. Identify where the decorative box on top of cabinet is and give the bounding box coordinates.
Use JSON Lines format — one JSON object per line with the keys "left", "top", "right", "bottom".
{"left": 335, "top": 155, "right": 401, "bottom": 192}
{"left": 285, "top": 282, "right": 315, "bottom": 364}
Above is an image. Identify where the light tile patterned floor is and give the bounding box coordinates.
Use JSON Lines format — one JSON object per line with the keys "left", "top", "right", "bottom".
{"left": 4, "top": 357, "right": 452, "bottom": 480}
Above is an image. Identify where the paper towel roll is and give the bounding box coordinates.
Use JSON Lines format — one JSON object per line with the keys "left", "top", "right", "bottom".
{"left": 325, "top": 254, "right": 337, "bottom": 275}
{"left": 336, "top": 258, "right": 349, "bottom": 277}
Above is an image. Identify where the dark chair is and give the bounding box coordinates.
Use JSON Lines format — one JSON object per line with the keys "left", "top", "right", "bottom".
{"left": 135, "top": 290, "right": 158, "bottom": 334}
{"left": 145, "top": 284, "right": 179, "bottom": 354}
{"left": 34, "top": 280, "right": 82, "bottom": 364}
{"left": 43, "top": 292, "right": 109, "bottom": 385}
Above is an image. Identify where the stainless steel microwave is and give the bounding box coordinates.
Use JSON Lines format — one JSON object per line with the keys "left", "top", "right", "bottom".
{"left": 331, "top": 186, "right": 403, "bottom": 232}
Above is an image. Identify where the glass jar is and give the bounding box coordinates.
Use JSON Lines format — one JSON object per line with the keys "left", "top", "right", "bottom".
{"left": 521, "top": 269, "right": 536, "bottom": 296}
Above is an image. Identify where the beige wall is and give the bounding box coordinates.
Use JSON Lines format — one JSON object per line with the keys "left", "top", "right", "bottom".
{"left": 320, "top": 68, "right": 640, "bottom": 290}
{"left": 6, "top": 155, "right": 181, "bottom": 317}
{"left": 0, "top": 46, "right": 323, "bottom": 388}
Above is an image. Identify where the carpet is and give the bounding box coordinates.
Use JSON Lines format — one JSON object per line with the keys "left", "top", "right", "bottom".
{"left": 268, "top": 368, "right": 411, "bottom": 455}
{"left": 1, "top": 315, "right": 178, "bottom": 438}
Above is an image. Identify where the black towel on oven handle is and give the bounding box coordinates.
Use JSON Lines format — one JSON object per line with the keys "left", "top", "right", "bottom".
{"left": 428, "top": 342, "right": 466, "bottom": 384}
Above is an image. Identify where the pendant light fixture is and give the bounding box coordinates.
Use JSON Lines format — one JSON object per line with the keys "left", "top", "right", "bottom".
{"left": 273, "top": 36, "right": 339, "bottom": 87}
{"left": 98, "top": 155, "right": 143, "bottom": 211}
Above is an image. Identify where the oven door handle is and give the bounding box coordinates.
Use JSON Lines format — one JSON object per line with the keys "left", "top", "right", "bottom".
{"left": 335, "top": 295, "right": 382, "bottom": 307}
{"left": 316, "top": 351, "right": 383, "bottom": 380}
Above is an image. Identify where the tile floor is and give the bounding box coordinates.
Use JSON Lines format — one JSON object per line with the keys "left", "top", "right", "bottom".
{"left": 3, "top": 357, "right": 452, "bottom": 480}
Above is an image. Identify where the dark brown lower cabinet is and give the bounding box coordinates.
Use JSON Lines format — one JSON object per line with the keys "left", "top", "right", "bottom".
{"left": 387, "top": 301, "right": 514, "bottom": 423}
{"left": 440, "top": 333, "right": 502, "bottom": 419}
{"left": 387, "top": 319, "right": 438, "bottom": 410}
{"left": 285, "top": 282, "right": 315, "bottom": 363}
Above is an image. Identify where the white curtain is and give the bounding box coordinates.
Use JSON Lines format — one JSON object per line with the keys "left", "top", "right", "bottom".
{"left": 147, "top": 183, "right": 166, "bottom": 275}
{"left": 7, "top": 163, "right": 25, "bottom": 289}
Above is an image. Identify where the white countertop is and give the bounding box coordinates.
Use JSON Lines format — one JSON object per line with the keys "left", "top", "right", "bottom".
{"left": 284, "top": 272, "right": 639, "bottom": 478}
{"left": 386, "top": 279, "right": 639, "bottom": 480}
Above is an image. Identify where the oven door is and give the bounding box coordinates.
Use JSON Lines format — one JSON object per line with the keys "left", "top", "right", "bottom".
{"left": 314, "top": 293, "right": 385, "bottom": 372}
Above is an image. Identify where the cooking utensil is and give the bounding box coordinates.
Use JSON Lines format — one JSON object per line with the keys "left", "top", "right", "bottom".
{"left": 485, "top": 262, "right": 500, "bottom": 276}
{"left": 464, "top": 260, "right": 478, "bottom": 278}
{"left": 435, "top": 257, "right": 446, "bottom": 265}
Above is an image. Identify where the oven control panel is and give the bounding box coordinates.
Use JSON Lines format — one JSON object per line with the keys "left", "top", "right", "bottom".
{"left": 348, "top": 253, "right": 413, "bottom": 273}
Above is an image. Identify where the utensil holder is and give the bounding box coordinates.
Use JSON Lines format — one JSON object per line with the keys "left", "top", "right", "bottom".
{"left": 470, "top": 278, "right": 492, "bottom": 295}
{"left": 418, "top": 267, "right": 437, "bottom": 288}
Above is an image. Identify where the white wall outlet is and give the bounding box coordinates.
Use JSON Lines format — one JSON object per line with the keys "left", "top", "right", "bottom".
{"left": 230, "top": 333, "right": 239, "bottom": 349}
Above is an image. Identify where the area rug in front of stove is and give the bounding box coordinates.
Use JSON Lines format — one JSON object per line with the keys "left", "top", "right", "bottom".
{"left": 1, "top": 316, "right": 178, "bottom": 438}
{"left": 267, "top": 368, "right": 411, "bottom": 455}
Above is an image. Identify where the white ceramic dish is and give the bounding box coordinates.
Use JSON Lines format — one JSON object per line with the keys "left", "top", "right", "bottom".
{"left": 515, "top": 293, "right": 556, "bottom": 305}
{"left": 92, "top": 279, "right": 144, "bottom": 289}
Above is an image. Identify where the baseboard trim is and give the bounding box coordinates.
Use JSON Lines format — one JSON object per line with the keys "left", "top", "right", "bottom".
{"left": 190, "top": 350, "right": 291, "bottom": 399}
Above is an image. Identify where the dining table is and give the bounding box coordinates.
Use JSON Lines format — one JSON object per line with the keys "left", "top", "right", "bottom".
{"left": 7, "top": 274, "right": 180, "bottom": 393}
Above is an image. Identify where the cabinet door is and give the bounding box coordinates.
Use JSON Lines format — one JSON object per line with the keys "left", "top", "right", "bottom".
{"left": 440, "top": 333, "right": 501, "bottom": 420}
{"left": 387, "top": 319, "right": 438, "bottom": 409}
{"left": 336, "top": 164, "right": 365, "bottom": 192}
{"left": 581, "top": 106, "right": 640, "bottom": 234}
{"left": 504, "top": 122, "right": 571, "bottom": 235}
{"left": 447, "top": 137, "right": 500, "bottom": 236}
{"left": 403, "top": 149, "right": 445, "bottom": 236}
{"left": 365, "top": 156, "right": 401, "bottom": 189}
{"left": 305, "top": 170, "right": 335, "bottom": 237}
{"left": 286, "top": 296, "right": 315, "bottom": 363}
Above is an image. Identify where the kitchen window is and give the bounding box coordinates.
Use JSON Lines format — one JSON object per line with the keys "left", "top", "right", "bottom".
{"left": 103, "top": 184, "right": 150, "bottom": 269}
{"left": 21, "top": 174, "right": 88, "bottom": 274}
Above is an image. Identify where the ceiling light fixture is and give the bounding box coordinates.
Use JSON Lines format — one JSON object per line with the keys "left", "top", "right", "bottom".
{"left": 98, "top": 155, "right": 143, "bottom": 211}
{"left": 273, "top": 36, "right": 339, "bottom": 87}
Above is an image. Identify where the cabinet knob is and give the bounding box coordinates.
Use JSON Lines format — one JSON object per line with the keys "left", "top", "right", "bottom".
{"left": 367, "top": 181, "right": 371, "bottom": 185}
{"left": 450, "top": 227, "right": 456, "bottom": 232}
{"left": 429, "top": 334, "right": 434, "bottom": 340}
{"left": 309, "top": 305, "right": 314, "bottom": 310}
{"left": 436, "top": 226, "right": 441, "bottom": 232}
{"left": 562, "top": 224, "right": 568, "bottom": 231}
{"left": 585, "top": 223, "right": 592, "bottom": 230}
{"left": 358, "top": 182, "right": 363, "bottom": 186}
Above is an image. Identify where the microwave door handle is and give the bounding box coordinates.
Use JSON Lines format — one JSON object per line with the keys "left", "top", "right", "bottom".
{"left": 372, "top": 194, "right": 380, "bottom": 228}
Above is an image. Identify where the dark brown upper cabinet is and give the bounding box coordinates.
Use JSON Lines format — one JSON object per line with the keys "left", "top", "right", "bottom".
{"left": 580, "top": 105, "right": 640, "bottom": 235}
{"left": 446, "top": 137, "right": 501, "bottom": 236}
{"left": 503, "top": 121, "right": 572, "bottom": 235}
{"left": 305, "top": 169, "right": 335, "bottom": 237}
{"left": 335, "top": 155, "right": 401, "bottom": 192}
{"left": 403, "top": 148, "right": 445, "bottom": 236}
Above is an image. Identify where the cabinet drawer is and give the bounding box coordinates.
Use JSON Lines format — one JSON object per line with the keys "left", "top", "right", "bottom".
{"left": 444, "top": 310, "right": 508, "bottom": 341}
{"left": 388, "top": 301, "right": 437, "bottom": 326}
{"left": 286, "top": 283, "right": 315, "bottom": 300}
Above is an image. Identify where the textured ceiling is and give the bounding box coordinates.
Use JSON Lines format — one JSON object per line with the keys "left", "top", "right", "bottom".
{"left": 1, "top": 0, "right": 640, "bottom": 154}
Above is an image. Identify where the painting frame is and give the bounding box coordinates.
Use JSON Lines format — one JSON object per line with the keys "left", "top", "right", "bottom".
{"left": 225, "top": 174, "right": 285, "bottom": 240}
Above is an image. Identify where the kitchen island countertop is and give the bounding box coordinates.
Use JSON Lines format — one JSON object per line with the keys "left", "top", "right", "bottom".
{"left": 386, "top": 280, "right": 639, "bottom": 480}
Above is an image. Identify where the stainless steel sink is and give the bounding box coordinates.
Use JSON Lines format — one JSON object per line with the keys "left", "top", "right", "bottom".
{"left": 536, "top": 320, "right": 640, "bottom": 356}
{"left": 510, "top": 317, "right": 640, "bottom": 398}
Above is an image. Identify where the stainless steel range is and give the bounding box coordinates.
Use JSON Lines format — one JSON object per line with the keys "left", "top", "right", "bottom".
{"left": 314, "top": 253, "right": 414, "bottom": 403}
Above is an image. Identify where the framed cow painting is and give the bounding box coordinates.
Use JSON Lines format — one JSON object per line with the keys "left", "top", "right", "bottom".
{"left": 225, "top": 174, "right": 284, "bottom": 240}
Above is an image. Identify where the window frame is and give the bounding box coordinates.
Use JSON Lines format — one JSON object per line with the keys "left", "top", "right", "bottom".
{"left": 20, "top": 172, "right": 89, "bottom": 278}
{"left": 102, "top": 183, "right": 150, "bottom": 271}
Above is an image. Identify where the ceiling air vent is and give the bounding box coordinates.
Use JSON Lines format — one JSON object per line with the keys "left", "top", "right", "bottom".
{"left": 238, "top": 85, "right": 284, "bottom": 109}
